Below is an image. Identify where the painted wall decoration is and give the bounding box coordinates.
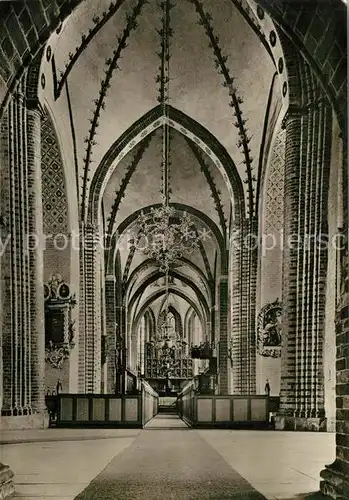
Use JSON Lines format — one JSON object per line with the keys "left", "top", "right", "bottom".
{"left": 257, "top": 299, "right": 282, "bottom": 358}
{"left": 41, "top": 111, "right": 68, "bottom": 236}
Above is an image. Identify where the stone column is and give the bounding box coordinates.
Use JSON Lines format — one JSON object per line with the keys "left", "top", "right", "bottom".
{"left": 276, "top": 101, "right": 332, "bottom": 430}
{"left": 320, "top": 142, "right": 349, "bottom": 498}
{"left": 230, "top": 218, "right": 258, "bottom": 394}
{"left": 105, "top": 275, "right": 116, "bottom": 393}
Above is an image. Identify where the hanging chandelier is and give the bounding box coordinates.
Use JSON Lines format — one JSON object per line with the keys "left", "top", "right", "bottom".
{"left": 135, "top": 0, "right": 201, "bottom": 273}
{"left": 137, "top": 206, "right": 200, "bottom": 273}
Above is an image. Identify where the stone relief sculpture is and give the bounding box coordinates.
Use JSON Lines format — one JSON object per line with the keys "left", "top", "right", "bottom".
{"left": 257, "top": 299, "right": 282, "bottom": 358}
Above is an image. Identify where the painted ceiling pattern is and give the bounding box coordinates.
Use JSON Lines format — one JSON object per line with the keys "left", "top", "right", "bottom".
{"left": 41, "top": 0, "right": 281, "bottom": 332}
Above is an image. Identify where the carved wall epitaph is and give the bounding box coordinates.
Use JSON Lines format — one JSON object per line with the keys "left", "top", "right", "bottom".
{"left": 44, "top": 275, "right": 76, "bottom": 369}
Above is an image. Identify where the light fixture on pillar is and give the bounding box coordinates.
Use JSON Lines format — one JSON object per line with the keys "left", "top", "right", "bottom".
{"left": 136, "top": 0, "right": 200, "bottom": 273}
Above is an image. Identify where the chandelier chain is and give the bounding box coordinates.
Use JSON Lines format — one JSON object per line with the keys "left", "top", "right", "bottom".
{"left": 160, "top": 0, "right": 172, "bottom": 206}
{"left": 136, "top": 0, "right": 202, "bottom": 273}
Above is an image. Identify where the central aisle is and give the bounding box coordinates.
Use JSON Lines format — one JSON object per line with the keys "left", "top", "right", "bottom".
{"left": 74, "top": 424, "right": 266, "bottom": 500}
{"left": 145, "top": 413, "right": 189, "bottom": 429}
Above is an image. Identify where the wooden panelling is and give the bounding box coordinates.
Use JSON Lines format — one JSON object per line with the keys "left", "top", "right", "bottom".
{"left": 215, "top": 398, "right": 230, "bottom": 422}
{"left": 233, "top": 398, "right": 249, "bottom": 421}
{"left": 177, "top": 386, "right": 269, "bottom": 428}
{"left": 109, "top": 398, "right": 122, "bottom": 421}
{"left": 76, "top": 398, "right": 89, "bottom": 421}
{"left": 251, "top": 398, "right": 267, "bottom": 421}
{"left": 92, "top": 398, "right": 105, "bottom": 421}
{"left": 60, "top": 397, "right": 73, "bottom": 421}
{"left": 197, "top": 398, "right": 213, "bottom": 422}
{"left": 56, "top": 382, "right": 158, "bottom": 427}
{"left": 124, "top": 398, "right": 139, "bottom": 422}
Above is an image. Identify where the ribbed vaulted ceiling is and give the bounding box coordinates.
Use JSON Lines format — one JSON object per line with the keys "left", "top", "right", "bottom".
{"left": 40, "top": 0, "right": 279, "bottom": 329}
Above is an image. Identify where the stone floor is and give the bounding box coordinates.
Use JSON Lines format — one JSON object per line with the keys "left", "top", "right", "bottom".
{"left": 0, "top": 415, "right": 335, "bottom": 500}
{"left": 145, "top": 414, "right": 189, "bottom": 429}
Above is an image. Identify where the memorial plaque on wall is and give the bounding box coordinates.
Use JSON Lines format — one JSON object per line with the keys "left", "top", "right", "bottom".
{"left": 45, "top": 310, "right": 65, "bottom": 345}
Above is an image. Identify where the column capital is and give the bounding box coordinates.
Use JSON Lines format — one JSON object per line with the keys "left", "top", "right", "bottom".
{"left": 105, "top": 274, "right": 116, "bottom": 282}
{"left": 281, "top": 99, "right": 328, "bottom": 129}
{"left": 25, "top": 97, "right": 45, "bottom": 118}
{"left": 83, "top": 222, "right": 99, "bottom": 232}
{"left": 14, "top": 90, "right": 25, "bottom": 104}
{"left": 281, "top": 106, "right": 304, "bottom": 129}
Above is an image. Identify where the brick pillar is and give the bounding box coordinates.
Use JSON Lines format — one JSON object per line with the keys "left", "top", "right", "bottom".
{"left": 0, "top": 86, "right": 46, "bottom": 426}
{"left": 230, "top": 218, "right": 258, "bottom": 394}
{"left": 0, "top": 107, "right": 13, "bottom": 416}
{"left": 0, "top": 106, "right": 15, "bottom": 497}
{"left": 105, "top": 275, "right": 116, "bottom": 393}
{"left": 320, "top": 142, "right": 349, "bottom": 498}
{"left": 1, "top": 95, "right": 31, "bottom": 416}
{"left": 79, "top": 223, "right": 102, "bottom": 393}
{"left": 276, "top": 101, "right": 332, "bottom": 431}
{"left": 218, "top": 276, "right": 230, "bottom": 394}
{"left": 126, "top": 301, "right": 137, "bottom": 374}
{"left": 210, "top": 304, "right": 215, "bottom": 340}
{"left": 116, "top": 305, "right": 126, "bottom": 394}
{"left": 78, "top": 225, "right": 86, "bottom": 392}
{"left": 27, "top": 104, "right": 45, "bottom": 414}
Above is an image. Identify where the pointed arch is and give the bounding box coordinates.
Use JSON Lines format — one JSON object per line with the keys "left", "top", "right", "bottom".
{"left": 127, "top": 269, "right": 210, "bottom": 320}
{"left": 143, "top": 308, "right": 156, "bottom": 343}
{"left": 132, "top": 288, "right": 206, "bottom": 337}
{"left": 125, "top": 257, "right": 213, "bottom": 304}
{"left": 157, "top": 305, "right": 183, "bottom": 338}
{"left": 87, "top": 104, "right": 246, "bottom": 225}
